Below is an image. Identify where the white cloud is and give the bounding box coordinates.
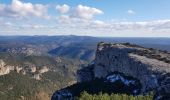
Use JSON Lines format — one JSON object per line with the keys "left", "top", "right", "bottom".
{"left": 93, "top": 20, "right": 105, "bottom": 25}
{"left": 71, "top": 5, "right": 103, "bottom": 19}
{"left": 56, "top": 4, "right": 70, "bottom": 14}
{"left": 56, "top": 5, "right": 104, "bottom": 25}
{"left": 57, "top": 15, "right": 71, "bottom": 23}
{"left": 1, "top": 19, "right": 170, "bottom": 37}
{"left": 110, "top": 20, "right": 170, "bottom": 31}
{"left": 31, "top": 25, "right": 46, "bottom": 29}
{"left": 0, "top": 0, "right": 49, "bottom": 18}
{"left": 0, "top": 1, "right": 170, "bottom": 37}
{"left": 127, "top": 10, "right": 135, "bottom": 15}
{"left": 4, "top": 22, "right": 13, "bottom": 26}
{"left": 90, "top": 20, "right": 107, "bottom": 28}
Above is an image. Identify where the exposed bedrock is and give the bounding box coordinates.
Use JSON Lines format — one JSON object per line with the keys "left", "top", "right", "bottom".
{"left": 52, "top": 42, "right": 170, "bottom": 100}
{"left": 94, "top": 43, "right": 170, "bottom": 99}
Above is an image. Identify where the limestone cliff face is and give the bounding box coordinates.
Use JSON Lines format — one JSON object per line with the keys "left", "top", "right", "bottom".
{"left": 0, "top": 59, "right": 49, "bottom": 80}
{"left": 51, "top": 42, "right": 170, "bottom": 100}
{"left": 0, "top": 60, "right": 15, "bottom": 75}
{"left": 94, "top": 43, "right": 170, "bottom": 98}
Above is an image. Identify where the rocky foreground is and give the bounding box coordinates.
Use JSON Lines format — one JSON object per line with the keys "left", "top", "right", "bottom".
{"left": 52, "top": 42, "right": 170, "bottom": 100}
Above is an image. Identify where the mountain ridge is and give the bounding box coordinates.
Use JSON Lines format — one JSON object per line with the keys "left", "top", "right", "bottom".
{"left": 52, "top": 42, "right": 170, "bottom": 100}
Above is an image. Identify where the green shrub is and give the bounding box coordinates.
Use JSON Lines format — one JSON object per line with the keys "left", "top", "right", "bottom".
{"left": 78, "top": 91, "right": 153, "bottom": 100}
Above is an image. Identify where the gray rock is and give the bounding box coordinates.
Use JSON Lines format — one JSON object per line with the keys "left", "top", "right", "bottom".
{"left": 94, "top": 43, "right": 170, "bottom": 99}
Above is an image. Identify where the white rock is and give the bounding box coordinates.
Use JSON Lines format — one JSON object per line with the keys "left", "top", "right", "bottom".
{"left": 39, "top": 66, "right": 49, "bottom": 74}
{"left": 0, "top": 60, "right": 15, "bottom": 76}
{"left": 33, "top": 74, "right": 41, "bottom": 80}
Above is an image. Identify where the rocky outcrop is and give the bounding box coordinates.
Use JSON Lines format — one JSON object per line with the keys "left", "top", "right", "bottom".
{"left": 7, "top": 47, "right": 35, "bottom": 55}
{"left": 39, "top": 66, "right": 49, "bottom": 74}
{"left": 94, "top": 42, "right": 170, "bottom": 99}
{"left": 0, "top": 60, "right": 14, "bottom": 75}
{"left": 0, "top": 59, "right": 49, "bottom": 80}
{"left": 52, "top": 42, "right": 170, "bottom": 100}
{"left": 33, "top": 74, "right": 41, "bottom": 80}
{"left": 16, "top": 66, "right": 23, "bottom": 73}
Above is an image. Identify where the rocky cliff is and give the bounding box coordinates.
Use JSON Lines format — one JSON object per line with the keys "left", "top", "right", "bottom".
{"left": 0, "top": 59, "right": 51, "bottom": 80}
{"left": 52, "top": 42, "right": 170, "bottom": 100}
{"left": 94, "top": 42, "right": 170, "bottom": 99}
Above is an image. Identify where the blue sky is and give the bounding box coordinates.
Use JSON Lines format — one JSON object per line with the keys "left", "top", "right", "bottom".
{"left": 0, "top": 0, "right": 170, "bottom": 37}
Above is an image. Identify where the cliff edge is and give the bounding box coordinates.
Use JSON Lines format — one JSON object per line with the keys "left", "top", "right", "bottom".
{"left": 52, "top": 42, "right": 170, "bottom": 100}
{"left": 94, "top": 42, "right": 170, "bottom": 99}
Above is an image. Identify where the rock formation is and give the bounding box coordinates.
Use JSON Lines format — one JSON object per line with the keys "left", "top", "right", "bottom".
{"left": 94, "top": 42, "right": 170, "bottom": 99}
{"left": 0, "top": 60, "right": 14, "bottom": 75}
{"left": 0, "top": 59, "right": 49, "bottom": 80}
{"left": 52, "top": 42, "right": 170, "bottom": 100}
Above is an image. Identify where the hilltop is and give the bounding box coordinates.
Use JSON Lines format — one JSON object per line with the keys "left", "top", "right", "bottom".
{"left": 52, "top": 42, "right": 170, "bottom": 100}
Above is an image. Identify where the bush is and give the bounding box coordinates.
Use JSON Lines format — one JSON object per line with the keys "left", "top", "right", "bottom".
{"left": 78, "top": 91, "right": 153, "bottom": 100}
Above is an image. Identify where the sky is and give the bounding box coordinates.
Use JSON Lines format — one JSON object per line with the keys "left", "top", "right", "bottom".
{"left": 0, "top": 0, "right": 170, "bottom": 37}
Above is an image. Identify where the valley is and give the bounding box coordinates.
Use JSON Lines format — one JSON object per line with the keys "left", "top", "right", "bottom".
{"left": 0, "top": 36, "right": 170, "bottom": 100}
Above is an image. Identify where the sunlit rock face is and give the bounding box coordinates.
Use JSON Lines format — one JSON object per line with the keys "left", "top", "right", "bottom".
{"left": 0, "top": 59, "right": 49, "bottom": 80}
{"left": 94, "top": 42, "right": 170, "bottom": 99}
{"left": 52, "top": 42, "right": 170, "bottom": 100}
{"left": 0, "top": 60, "right": 14, "bottom": 75}
{"left": 39, "top": 66, "right": 49, "bottom": 74}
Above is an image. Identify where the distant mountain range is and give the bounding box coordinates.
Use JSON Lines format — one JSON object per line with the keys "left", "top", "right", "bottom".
{"left": 0, "top": 36, "right": 170, "bottom": 61}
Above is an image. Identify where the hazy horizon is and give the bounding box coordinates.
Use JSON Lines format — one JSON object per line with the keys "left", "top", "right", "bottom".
{"left": 1, "top": 35, "right": 170, "bottom": 38}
